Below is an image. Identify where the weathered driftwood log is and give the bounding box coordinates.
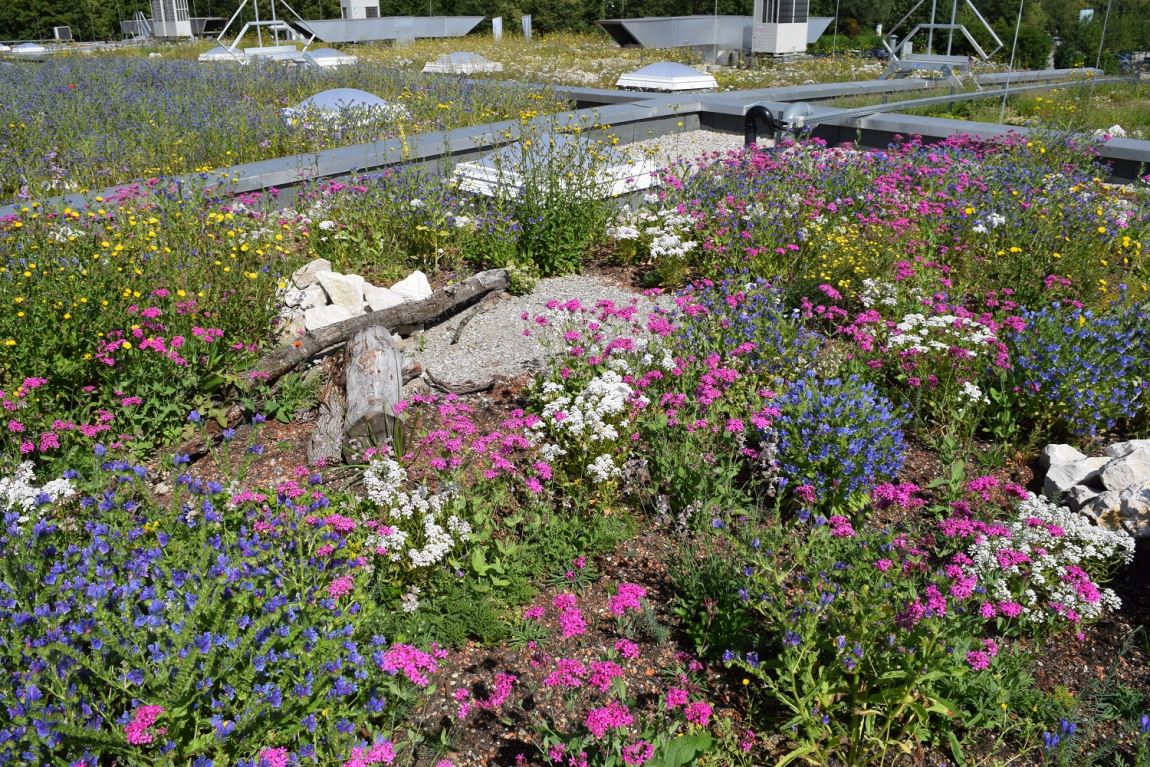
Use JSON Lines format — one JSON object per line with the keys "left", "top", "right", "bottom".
{"left": 343, "top": 325, "right": 405, "bottom": 453}
{"left": 307, "top": 357, "right": 346, "bottom": 467}
{"left": 170, "top": 269, "right": 507, "bottom": 462}
{"left": 253, "top": 268, "right": 509, "bottom": 384}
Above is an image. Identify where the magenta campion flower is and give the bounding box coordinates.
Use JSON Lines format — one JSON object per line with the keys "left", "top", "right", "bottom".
{"left": 343, "top": 740, "right": 396, "bottom": 767}
{"left": 558, "top": 608, "right": 587, "bottom": 639}
{"left": 827, "top": 515, "right": 855, "bottom": 538}
{"left": 795, "top": 484, "right": 818, "bottom": 505}
{"left": 684, "top": 700, "right": 713, "bottom": 726}
{"left": 622, "top": 741, "right": 655, "bottom": 766}
{"left": 588, "top": 661, "right": 624, "bottom": 692}
{"left": 544, "top": 658, "right": 589, "bottom": 688}
{"left": 379, "top": 644, "right": 438, "bottom": 688}
{"left": 664, "top": 687, "right": 690, "bottom": 709}
{"left": 328, "top": 575, "right": 355, "bottom": 599}
{"left": 609, "top": 583, "right": 647, "bottom": 616}
{"left": 585, "top": 700, "right": 633, "bottom": 738}
{"left": 258, "top": 747, "right": 292, "bottom": 767}
{"left": 553, "top": 593, "right": 587, "bottom": 638}
{"left": 123, "top": 705, "right": 164, "bottom": 745}
{"left": 614, "top": 639, "right": 640, "bottom": 659}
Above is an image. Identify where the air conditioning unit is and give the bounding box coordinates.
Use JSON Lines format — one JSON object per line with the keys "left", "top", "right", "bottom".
{"left": 751, "top": 0, "right": 809, "bottom": 55}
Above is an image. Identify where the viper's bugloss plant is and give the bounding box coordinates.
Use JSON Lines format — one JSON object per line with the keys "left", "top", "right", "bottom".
{"left": 1008, "top": 298, "right": 1150, "bottom": 437}
{"left": 674, "top": 276, "right": 823, "bottom": 382}
{"left": 771, "top": 371, "right": 907, "bottom": 510}
{"left": 0, "top": 455, "right": 439, "bottom": 766}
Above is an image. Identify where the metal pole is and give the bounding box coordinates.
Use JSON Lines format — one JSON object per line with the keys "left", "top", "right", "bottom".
{"left": 254, "top": 0, "right": 263, "bottom": 46}
{"left": 946, "top": 0, "right": 957, "bottom": 55}
{"left": 270, "top": 0, "right": 279, "bottom": 45}
{"left": 1089, "top": 0, "right": 1114, "bottom": 100}
{"left": 999, "top": 0, "right": 1024, "bottom": 123}
{"left": 832, "top": 0, "right": 840, "bottom": 55}
{"left": 927, "top": 0, "right": 937, "bottom": 53}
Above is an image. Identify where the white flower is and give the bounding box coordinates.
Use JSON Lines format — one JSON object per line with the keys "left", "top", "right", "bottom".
{"left": 967, "top": 493, "right": 1133, "bottom": 627}
{"left": 0, "top": 462, "right": 75, "bottom": 530}
{"left": 959, "top": 381, "right": 988, "bottom": 405}
{"left": 587, "top": 454, "right": 621, "bottom": 484}
{"left": 363, "top": 458, "right": 468, "bottom": 570}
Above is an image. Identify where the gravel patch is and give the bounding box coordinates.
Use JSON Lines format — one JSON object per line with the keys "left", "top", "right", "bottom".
{"left": 407, "top": 275, "right": 666, "bottom": 391}
{"left": 407, "top": 131, "right": 746, "bottom": 391}
{"left": 623, "top": 129, "right": 766, "bottom": 170}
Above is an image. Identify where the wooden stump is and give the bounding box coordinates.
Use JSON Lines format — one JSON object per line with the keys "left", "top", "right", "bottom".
{"left": 342, "top": 325, "right": 405, "bottom": 457}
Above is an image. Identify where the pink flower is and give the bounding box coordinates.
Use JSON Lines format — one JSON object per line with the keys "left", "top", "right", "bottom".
{"left": 552, "top": 593, "right": 578, "bottom": 611}
{"left": 665, "top": 687, "right": 690, "bottom": 709}
{"left": 588, "top": 661, "right": 624, "bottom": 691}
{"left": 622, "top": 741, "right": 655, "bottom": 766}
{"left": 379, "top": 644, "right": 438, "bottom": 687}
{"left": 328, "top": 575, "right": 355, "bottom": 599}
{"left": 123, "top": 705, "right": 164, "bottom": 745}
{"left": 795, "top": 484, "right": 818, "bottom": 505}
{"left": 684, "top": 700, "right": 713, "bottom": 725}
{"left": 614, "top": 639, "right": 640, "bottom": 659}
{"left": 998, "top": 600, "right": 1023, "bottom": 618}
{"left": 543, "top": 658, "right": 589, "bottom": 688}
{"left": 258, "top": 747, "right": 292, "bottom": 767}
{"left": 558, "top": 608, "right": 587, "bottom": 639}
{"left": 523, "top": 604, "right": 546, "bottom": 621}
{"left": 585, "top": 700, "right": 633, "bottom": 738}
{"left": 827, "top": 515, "right": 855, "bottom": 538}
{"left": 6, "top": 419, "right": 23, "bottom": 433}
{"left": 609, "top": 583, "right": 647, "bottom": 616}
{"left": 343, "top": 740, "right": 396, "bottom": 767}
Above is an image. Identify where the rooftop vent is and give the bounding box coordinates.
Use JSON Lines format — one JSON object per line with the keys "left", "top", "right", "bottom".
{"left": 454, "top": 134, "right": 656, "bottom": 199}
{"left": 422, "top": 51, "right": 503, "bottom": 74}
{"left": 616, "top": 61, "right": 717, "bottom": 91}
{"left": 283, "top": 88, "right": 408, "bottom": 124}
{"left": 301, "top": 47, "right": 359, "bottom": 67}
{"left": 198, "top": 45, "right": 245, "bottom": 62}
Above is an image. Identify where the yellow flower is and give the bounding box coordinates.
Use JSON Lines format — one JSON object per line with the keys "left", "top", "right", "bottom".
{"left": 121, "top": 341, "right": 132, "bottom": 349}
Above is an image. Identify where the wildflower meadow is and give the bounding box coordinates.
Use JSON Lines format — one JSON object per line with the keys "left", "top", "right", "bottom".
{"left": 1, "top": 47, "right": 1150, "bottom": 767}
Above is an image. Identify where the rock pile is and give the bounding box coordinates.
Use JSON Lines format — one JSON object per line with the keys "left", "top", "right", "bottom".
{"left": 278, "top": 259, "right": 432, "bottom": 340}
{"left": 1042, "top": 441, "right": 1150, "bottom": 537}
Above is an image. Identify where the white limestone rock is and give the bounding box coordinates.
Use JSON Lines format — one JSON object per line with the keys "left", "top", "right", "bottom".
{"left": 316, "top": 271, "right": 366, "bottom": 315}
{"left": 1119, "top": 479, "right": 1150, "bottom": 537}
{"left": 1105, "top": 439, "right": 1150, "bottom": 459}
{"left": 390, "top": 270, "right": 433, "bottom": 302}
{"left": 1040, "top": 443, "right": 1088, "bottom": 471}
{"left": 364, "top": 283, "right": 405, "bottom": 312}
{"left": 1043, "top": 456, "right": 1108, "bottom": 501}
{"left": 1064, "top": 484, "right": 1100, "bottom": 513}
{"left": 1099, "top": 447, "right": 1150, "bottom": 493}
{"left": 291, "top": 258, "right": 332, "bottom": 289}
{"left": 299, "top": 283, "right": 327, "bottom": 311}
{"left": 277, "top": 312, "right": 306, "bottom": 342}
{"left": 303, "top": 304, "right": 354, "bottom": 331}
{"left": 1084, "top": 489, "right": 1122, "bottom": 527}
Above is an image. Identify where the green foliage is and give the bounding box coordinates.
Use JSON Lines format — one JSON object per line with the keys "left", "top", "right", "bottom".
{"left": 723, "top": 516, "right": 994, "bottom": 767}
{"left": 669, "top": 543, "right": 756, "bottom": 660}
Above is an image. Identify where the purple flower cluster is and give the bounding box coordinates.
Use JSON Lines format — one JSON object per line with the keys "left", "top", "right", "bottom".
{"left": 772, "top": 371, "right": 907, "bottom": 507}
